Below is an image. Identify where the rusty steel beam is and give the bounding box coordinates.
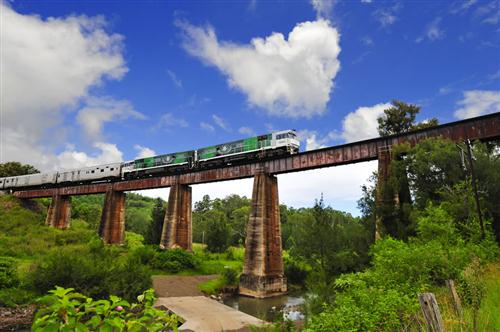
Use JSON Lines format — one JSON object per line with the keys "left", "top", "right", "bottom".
{"left": 12, "top": 112, "right": 500, "bottom": 199}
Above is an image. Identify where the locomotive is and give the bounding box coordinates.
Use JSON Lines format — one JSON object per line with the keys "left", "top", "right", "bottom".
{"left": 0, "top": 130, "right": 300, "bottom": 190}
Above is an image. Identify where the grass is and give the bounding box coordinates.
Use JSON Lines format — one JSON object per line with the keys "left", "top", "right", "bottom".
{"left": 435, "top": 260, "right": 500, "bottom": 332}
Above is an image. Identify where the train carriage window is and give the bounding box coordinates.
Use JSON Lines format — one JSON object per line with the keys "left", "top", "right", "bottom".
{"left": 91, "top": 170, "right": 95, "bottom": 174}
{"left": 101, "top": 169, "right": 104, "bottom": 172}
{"left": 110, "top": 168, "right": 114, "bottom": 171}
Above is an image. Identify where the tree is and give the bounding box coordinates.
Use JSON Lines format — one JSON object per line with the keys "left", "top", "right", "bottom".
{"left": 205, "top": 210, "right": 230, "bottom": 253}
{"left": 194, "top": 195, "right": 212, "bottom": 213}
{"left": 146, "top": 198, "right": 165, "bottom": 245}
{"left": 0, "top": 162, "right": 39, "bottom": 177}
{"left": 377, "top": 100, "right": 438, "bottom": 136}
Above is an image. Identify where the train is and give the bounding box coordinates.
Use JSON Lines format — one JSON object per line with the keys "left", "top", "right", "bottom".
{"left": 0, "top": 130, "right": 300, "bottom": 190}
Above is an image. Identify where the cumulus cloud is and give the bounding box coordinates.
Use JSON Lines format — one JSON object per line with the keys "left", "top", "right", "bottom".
{"left": 239, "top": 126, "right": 256, "bottom": 136}
{"left": 374, "top": 9, "right": 397, "bottom": 27}
{"left": 454, "top": 90, "right": 500, "bottom": 119}
{"left": 56, "top": 142, "right": 123, "bottom": 170}
{"left": 311, "top": 0, "right": 336, "bottom": 19}
{"left": 133, "top": 145, "right": 156, "bottom": 159}
{"left": 77, "top": 96, "right": 145, "bottom": 140}
{"left": 200, "top": 122, "right": 215, "bottom": 132}
{"left": 297, "top": 130, "right": 340, "bottom": 151}
{"left": 177, "top": 19, "right": 341, "bottom": 118}
{"left": 341, "top": 102, "right": 391, "bottom": 142}
{"left": 0, "top": 2, "right": 129, "bottom": 170}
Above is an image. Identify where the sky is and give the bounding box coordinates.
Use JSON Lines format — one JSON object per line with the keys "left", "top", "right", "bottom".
{"left": 1, "top": 0, "right": 499, "bottom": 215}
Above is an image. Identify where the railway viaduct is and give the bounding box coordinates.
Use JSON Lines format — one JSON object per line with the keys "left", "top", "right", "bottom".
{"left": 11, "top": 112, "right": 500, "bottom": 298}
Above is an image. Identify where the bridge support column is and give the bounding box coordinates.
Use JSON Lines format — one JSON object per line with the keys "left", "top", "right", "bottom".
{"left": 45, "top": 195, "right": 71, "bottom": 229}
{"left": 99, "top": 189, "right": 125, "bottom": 244}
{"left": 160, "top": 183, "right": 192, "bottom": 251}
{"left": 239, "top": 170, "right": 286, "bottom": 298}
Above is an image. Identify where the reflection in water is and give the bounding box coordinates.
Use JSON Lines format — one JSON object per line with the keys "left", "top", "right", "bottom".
{"left": 223, "top": 291, "right": 305, "bottom": 322}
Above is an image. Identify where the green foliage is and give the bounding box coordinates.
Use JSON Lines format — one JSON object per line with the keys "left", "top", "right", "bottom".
{"left": 30, "top": 242, "right": 152, "bottom": 302}
{"left": 0, "top": 256, "right": 19, "bottom": 288}
{"left": 289, "top": 198, "right": 370, "bottom": 286}
{"left": 0, "top": 287, "right": 37, "bottom": 307}
{"left": 377, "top": 100, "right": 438, "bottom": 137}
{"left": 32, "top": 287, "right": 178, "bottom": 331}
{"left": 284, "top": 257, "right": 308, "bottom": 286}
{"left": 125, "top": 231, "right": 145, "bottom": 251}
{"left": 0, "top": 161, "right": 39, "bottom": 177}
{"left": 151, "top": 248, "right": 198, "bottom": 273}
{"left": 221, "top": 266, "right": 238, "bottom": 285}
{"left": 459, "top": 257, "right": 486, "bottom": 331}
{"left": 204, "top": 211, "right": 231, "bottom": 253}
{"left": 146, "top": 198, "right": 165, "bottom": 245}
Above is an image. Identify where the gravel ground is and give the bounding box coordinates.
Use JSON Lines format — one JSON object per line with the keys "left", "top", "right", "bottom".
{"left": 152, "top": 275, "right": 218, "bottom": 297}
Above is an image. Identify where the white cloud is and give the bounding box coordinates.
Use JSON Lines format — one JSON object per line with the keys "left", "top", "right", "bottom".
{"left": 134, "top": 145, "right": 156, "bottom": 159}
{"left": 311, "top": 0, "right": 336, "bottom": 19}
{"left": 374, "top": 8, "right": 397, "bottom": 27}
{"left": 361, "top": 0, "right": 373, "bottom": 3}
{"left": 297, "top": 130, "right": 340, "bottom": 151}
{"left": 341, "top": 102, "right": 390, "bottom": 142}
{"left": 474, "top": 1, "right": 500, "bottom": 24}
{"left": 361, "top": 36, "right": 374, "bottom": 46}
{"left": 416, "top": 18, "right": 445, "bottom": 43}
{"left": 177, "top": 19, "right": 341, "bottom": 118}
{"left": 212, "top": 115, "right": 231, "bottom": 131}
{"left": 0, "top": 3, "right": 128, "bottom": 170}
{"left": 454, "top": 90, "right": 500, "bottom": 119}
{"left": 137, "top": 161, "right": 377, "bottom": 216}
{"left": 239, "top": 126, "right": 256, "bottom": 136}
{"left": 200, "top": 122, "right": 215, "bottom": 132}
{"left": 76, "top": 96, "right": 145, "bottom": 140}
{"left": 56, "top": 142, "right": 123, "bottom": 170}
{"left": 157, "top": 113, "right": 189, "bottom": 130}
{"left": 166, "top": 69, "right": 183, "bottom": 88}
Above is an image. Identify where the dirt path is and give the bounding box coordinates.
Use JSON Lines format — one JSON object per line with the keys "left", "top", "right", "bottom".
{"left": 152, "top": 275, "right": 218, "bottom": 297}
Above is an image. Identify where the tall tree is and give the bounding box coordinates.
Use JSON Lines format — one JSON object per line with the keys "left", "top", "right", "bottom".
{"left": 0, "top": 162, "right": 39, "bottom": 177}
{"left": 146, "top": 198, "right": 165, "bottom": 245}
{"left": 377, "top": 100, "right": 439, "bottom": 136}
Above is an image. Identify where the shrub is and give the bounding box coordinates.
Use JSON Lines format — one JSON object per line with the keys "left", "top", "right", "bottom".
{"left": 32, "top": 287, "right": 178, "bottom": 331}
{"left": 222, "top": 266, "right": 238, "bottom": 285}
{"left": 131, "top": 245, "right": 157, "bottom": 265}
{"left": 0, "top": 256, "right": 19, "bottom": 288}
{"left": 284, "top": 258, "right": 308, "bottom": 286}
{"left": 125, "top": 231, "right": 145, "bottom": 251}
{"left": 152, "top": 248, "right": 198, "bottom": 273}
{"left": 0, "top": 287, "right": 37, "bottom": 307}
{"left": 30, "top": 245, "right": 152, "bottom": 302}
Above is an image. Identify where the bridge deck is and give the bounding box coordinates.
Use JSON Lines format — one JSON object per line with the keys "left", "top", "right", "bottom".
{"left": 12, "top": 112, "right": 500, "bottom": 198}
{"left": 156, "top": 296, "right": 266, "bottom": 331}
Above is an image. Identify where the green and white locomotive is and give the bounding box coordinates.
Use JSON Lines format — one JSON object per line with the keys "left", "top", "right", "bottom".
{"left": 1, "top": 130, "right": 299, "bottom": 189}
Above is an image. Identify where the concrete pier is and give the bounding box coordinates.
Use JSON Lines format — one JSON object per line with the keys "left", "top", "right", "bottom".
{"left": 160, "top": 183, "right": 192, "bottom": 251}
{"left": 45, "top": 194, "right": 71, "bottom": 229}
{"left": 99, "top": 188, "right": 126, "bottom": 244}
{"left": 239, "top": 170, "right": 286, "bottom": 298}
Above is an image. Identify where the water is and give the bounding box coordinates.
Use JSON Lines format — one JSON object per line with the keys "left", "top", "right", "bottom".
{"left": 223, "top": 291, "right": 305, "bottom": 322}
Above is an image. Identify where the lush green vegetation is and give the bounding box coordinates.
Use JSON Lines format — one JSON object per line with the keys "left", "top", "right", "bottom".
{"left": 33, "top": 287, "right": 178, "bottom": 331}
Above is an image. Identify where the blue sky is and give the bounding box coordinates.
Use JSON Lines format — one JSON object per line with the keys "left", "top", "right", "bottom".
{"left": 1, "top": 0, "right": 499, "bottom": 214}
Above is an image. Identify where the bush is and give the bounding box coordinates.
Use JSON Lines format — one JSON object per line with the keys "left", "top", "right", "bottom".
{"left": 222, "top": 266, "right": 238, "bottom": 285}
{"left": 131, "top": 245, "right": 157, "bottom": 265}
{"left": 284, "top": 258, "right": 308, "bottom": 286}
{"left": 0, "top": 256, "right": 19, "bottom": 289}
{"left": 32, "top": 287, "right": 178, "bottom": 331}
{"left": 30, "top": 245, "right": 152, "bottom": 302}
{"left": 0, "top": 287, "right": 37, "bottom": 307}
{"left": 152, "top": 248, "right": 198, "bottom": 273}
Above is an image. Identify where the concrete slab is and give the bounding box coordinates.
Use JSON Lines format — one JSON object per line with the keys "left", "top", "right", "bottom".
{"left": 156, "top": 296, "right": 267, "bottom": 332}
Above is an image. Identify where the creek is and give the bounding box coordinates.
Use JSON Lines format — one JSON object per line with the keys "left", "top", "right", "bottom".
{"left": 223, "top": 290, "right": 306, "bottom": 322}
